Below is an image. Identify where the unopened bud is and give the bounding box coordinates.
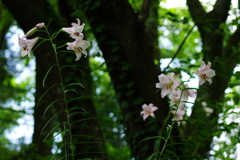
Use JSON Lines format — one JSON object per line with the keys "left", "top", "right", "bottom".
{"left": 24, "top": 27, "right": 38, "bottom": 38}
{"left": 36, "top": 22, "right": 44, "bottom": 29}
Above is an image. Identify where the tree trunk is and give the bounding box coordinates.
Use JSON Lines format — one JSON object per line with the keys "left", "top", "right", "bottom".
{"left": 184, "top": 0, "right": 239, "bottom": 159}
{"left": 77, "top": 0, "right": 182, "bottom": 159}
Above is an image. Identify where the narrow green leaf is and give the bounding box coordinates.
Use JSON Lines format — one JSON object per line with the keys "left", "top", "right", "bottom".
{"left": 57, "top": 50, "right": 74, "bottom": 54}
{"left": 70, "top": 117, "right": 99, "bottom": 126}
{"left": 163, "top": 149, "right": 180, "bottom": 160}
{"left": 51, "top": 29, "right": 62, "bottom": 40}
{"left": 52, "top": 43, "right": 57, "bottom": 53}
{"left": 43, "top": 64, "right": 57, "bottom": 87}
{"left": 68, "top": 112, "right": 86, "bottom": 118}
{"left": 67, "top": 96, "right": 92, "bottom": 103}
{"left": 40, "top": 110, "right": 65, "bottom": 136}
{"left": 37, "top": 83, "right": 61, "bottom": 107}
{"left": 57, "top": 154, "right": 74, "bottom": 160}
{"left": 181, "top": 101, "right": 195, "bottom": 104}
{"left": 56, "top": 43, "right": 67, "bottom": 49}
{"left": 46, "top": 18, "right": 52, "bottom": 28}
{"left": 60, "top": 64, "right": 86, "bottom": 70}
{"left": 68, "top": 107, "right": 86, "bottom": 113}
{"left": 43, "top": 98, "right": 65, "bottom": 117}
{"left": 65, "top": 83, "right": 84, "bottom": 89}
{"left": 73, "top": 141, "right": 102, "bottom": 146}
{"left": 64, "top": 89, "right": 79, "bottom": 95}
{"left": 50, "top": 143, "right": 70, "bottom": 160}
{"left": 32, "top": 39, "right": 49, "bottom": 51}
{"left": 71, "top": 134, "right": 102, "bottom": 140}
{"left": 43, "top": 122, "right": 64, "bottom": 143}
{"left": 137, "top": 136, "right": 166, "bottom": 146}
{"left": 147, "top": 152, "right": 159, "bottom": 160}
{"left": 45, "top": 129, "right": 70, "bottom": 145}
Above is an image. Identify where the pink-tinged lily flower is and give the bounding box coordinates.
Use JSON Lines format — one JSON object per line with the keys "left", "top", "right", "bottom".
{"left": 140, "top": 103, "right": 158, "bottom": 121}
{"left": 180, "top": 84, "right": 196, "bottom": 101}
{"left": 171, "top": 107, "right": 185, "bottom": 125}
{"left": 66, "top": 39, "right": 90, "bottom": 61}
{"left": 169, "top": 90, "right": 185, "bottom": 108}
{"left": 18, "top": 35, "right": 39, "bottom": 58}
{"left": 156, "top": 73, "right": 180, "bottom": 98}
{"left": 62, "top": 18, "right": 84, "bottom": 40}
{"left": 194, "top": 61, "right": 216, "bottom": 85}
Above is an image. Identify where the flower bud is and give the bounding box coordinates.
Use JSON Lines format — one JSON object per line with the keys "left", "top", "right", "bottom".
{"left": 36, "top": 22, "right": 44, "bottom": 29}
{"left": 24, "top": 27, "right": 38, "bottom": 38}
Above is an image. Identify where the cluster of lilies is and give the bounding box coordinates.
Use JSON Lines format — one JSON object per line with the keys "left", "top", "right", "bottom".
{"left": 141, "top": 61, "right": 216, "bottom": 123}
{"left": 18, "top": 18, "right": 90, "bottom": 61}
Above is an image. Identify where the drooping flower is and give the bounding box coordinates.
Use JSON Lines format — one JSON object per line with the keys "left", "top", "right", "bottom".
{"left": 169, "top": 89, "right": 185, "bottom": 108}
{"left": 171, "top": 107, "right": 185, "bottom": 125}
{"left": 156, "top": 73, "right": 180, "bottom": 98}
{"left": 66, "top": 38, "right": 90, "bottom": 61}
{"left": 194, "top": 61, "right": 216, "bottom": 85}
{"left": 180, "top": 84, "right": 196, "bottom": 102}
{"left": 18, "top": 35, "right": 39, "bottom": 58}
{"left": 140, "top": 103, "right": 158, "bottom": 121}
{"left": 24, "top": 23, "right": 45, "bottom": 38}
{"left": 62, "top": 18, "right": 85, "bottom": 40}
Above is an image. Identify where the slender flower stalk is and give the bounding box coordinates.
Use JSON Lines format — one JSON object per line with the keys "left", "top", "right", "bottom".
{"left": 154, "top": 61, "right": 215, "bottom": 159}
{"left": 19, "top": 19, "right": 91, "bottom": 160}
{"left": 158, "top": 88, "right": 185, "bottom": 159}
{"left": 44, "top": 25, "right": 75, "bottom": 160}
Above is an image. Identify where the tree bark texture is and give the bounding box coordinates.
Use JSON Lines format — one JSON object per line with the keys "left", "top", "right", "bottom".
{"left": 77, "top": 0, "right": 183, "bottom": 159}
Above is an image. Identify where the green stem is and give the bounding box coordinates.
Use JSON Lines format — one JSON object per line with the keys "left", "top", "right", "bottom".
{"left": 154, "top": 110, "right": 171, "bottom": 159}
{"left": 45, "top": 26, "right": 74, "bottom": 160}
{"left": 163, "top": 25, "right": 195, "bottom": 72}
{"left": 158, "top": 87, "right": 185, "bottom": 159}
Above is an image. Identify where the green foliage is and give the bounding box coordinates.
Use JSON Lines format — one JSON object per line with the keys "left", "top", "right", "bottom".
{"left": 128, "top": 0, "right": 143, "bottom": 13}
{"left": 0, "top": 2, "right": 14, "bottom": 44}
{"left": 0, "top": 137, "right": 18, "bottom": 160}
{"left": 158, "top": 6, "right": 201, "bottom": 61}
{"left": 210, "top": 69, "right": 240, "bottom": 159}
{"left": 90, "top": 56, "right": 131, "bottom": 159}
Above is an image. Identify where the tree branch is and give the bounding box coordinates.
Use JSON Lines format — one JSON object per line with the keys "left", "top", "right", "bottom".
{"left": 186, "top": 0, "right": 206, "bottom": 23}
{"left": 225, "top": 24, "right": 240, "bottom": 69}
{"left": 213, "top": 0, "right": 231, "bottom": 24}
{"left": 138, "top": 0, "right": 152, "bottom": 24}
{"left": 163, "top": 25, "right": 196, "bottom": 72}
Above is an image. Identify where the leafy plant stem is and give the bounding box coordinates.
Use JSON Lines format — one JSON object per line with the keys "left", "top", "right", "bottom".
{"left": 45, "top": 26, "right": 74, "bottom": 160}
{"left": 158, "top": 88, "right": 184, "bottom": 159}
{"left": 154, "top": 111, "right": 171, "bottom": 159}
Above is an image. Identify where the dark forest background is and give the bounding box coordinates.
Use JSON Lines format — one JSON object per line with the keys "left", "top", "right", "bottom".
{"left": 0, "top": 0, "right": 239, "bottom": 159}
